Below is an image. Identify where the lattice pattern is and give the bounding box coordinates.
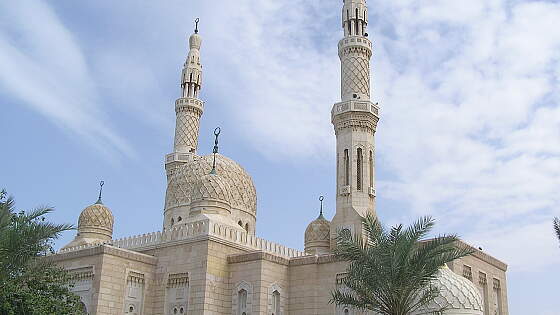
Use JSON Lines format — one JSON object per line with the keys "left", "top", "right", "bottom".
{"left": 304, "top": 215, "right": 331, "bottom": 244}
{"left": 421, "top": 267, "right": 484, "bottom": 312}
{"left": 174, "top": 111, "right": 201, "bottom": 152}
{"left": 192, "top": 174, "right": 232, "bottom": 203}
{"left": 341, "top": 56, "right": 370, "bottom": 97}
{"left": 78, "top": 204, "right": 114, "bottom": 233}
{"left": 165, "top": 154, "right": 257, "bottom": 214}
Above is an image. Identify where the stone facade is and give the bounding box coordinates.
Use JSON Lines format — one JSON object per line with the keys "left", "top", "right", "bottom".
{"left": 51, "top": 0, "right": 509, "bottom": 314}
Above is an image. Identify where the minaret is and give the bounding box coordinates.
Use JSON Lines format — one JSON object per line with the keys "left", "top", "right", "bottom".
{"left": 330, "top": 0, "right": 380, "bottom": 241}
{"left": 165, "top": 19, "right": 205, "bottom": 179}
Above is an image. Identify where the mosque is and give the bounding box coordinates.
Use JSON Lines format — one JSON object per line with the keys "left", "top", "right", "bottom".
{"left": 50, "top": 1, "right": 509, "bottom": 314}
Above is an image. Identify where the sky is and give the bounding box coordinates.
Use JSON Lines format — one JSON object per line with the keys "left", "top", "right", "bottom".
{"left": 1, "top": 0, "right": 559, "bottom": 314}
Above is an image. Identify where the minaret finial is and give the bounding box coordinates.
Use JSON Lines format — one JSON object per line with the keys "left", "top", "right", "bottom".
{"left": 96, "top": 181, "right": 105, "bottom": 204}
{"left": 194, "top": 18, "right": 200, "bottom": 34}
{"left": 210, "top": 127, "right": 221, "bottom": 174}
{"left": 319, "top": 195, "right": 324, "bottom": 217}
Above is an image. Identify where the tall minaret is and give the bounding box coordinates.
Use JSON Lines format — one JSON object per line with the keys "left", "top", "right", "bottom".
{"left": 165, "top": 19, "right": 205, "bottom": 179}
{"left": 330, "top": 0, "right": 380, "bottom": 241}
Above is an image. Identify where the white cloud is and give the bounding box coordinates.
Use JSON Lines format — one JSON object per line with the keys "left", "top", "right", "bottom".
{"left": 0, "top": 1, "right": 133, "bottom": 160}
{"left": 196, "top": 0, "right": 560, "bottom": 271}
{"left": 370, "top": 0, "right": 560, "bottom": 270}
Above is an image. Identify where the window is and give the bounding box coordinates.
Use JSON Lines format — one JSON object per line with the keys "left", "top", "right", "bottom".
{"left": 272, "top": 290, "right": 280, "bottom": 315}
{"left": 177, "top": 216, "right": 182, "bottom": 222}
{"left": 344, "top": 149, "right": 349, "bottom": 186}
{"left": 369, "top": 150, "right": 373, "bottom": 188}
{"left": 245, "top": 223, "right": 249, "bottom": 233}
{"left": 357, "top": 148, "right": 363, "bottom": 191}
{"left": 238, "top": 289, "right": 247, "bottom": 314}
{"left": 463, "top": 265, "right": 472, "bottom": 281}
{"left": 238, "top": 220, "right": 243, "bottom": 227}
{"left": 355, "top": 8, "right": 359, "bottom": 35}
{"left": 171, "top": 218, "right": 175, "bottom": 226}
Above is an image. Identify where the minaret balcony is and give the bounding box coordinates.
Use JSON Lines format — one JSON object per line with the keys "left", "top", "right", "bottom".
{"left": 338, "top": 36, "right": 371, "bottom": 49}
{"left": 175, "top": 97, "right": 204, "bottom": 113}
{"left": 165, "top": 152, "right": 193, "bottom": 165}
{"left": 340, "top": 185, "right": 351, "bottom": 196}
{"left": 331, "top": 100, "right": 379, "bottom": 118}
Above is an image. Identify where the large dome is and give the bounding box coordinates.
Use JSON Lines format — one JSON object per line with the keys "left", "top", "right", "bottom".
{"left": 165, "top": 154, "right": 257, "bottom": 214}
{"left": 414, "top": 266, "right": 484, "bottom": 315}
{"left": 192, "top": 173, "right": 232, "bottom": 204}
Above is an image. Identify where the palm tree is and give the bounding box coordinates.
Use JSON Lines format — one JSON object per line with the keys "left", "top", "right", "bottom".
{"left": 331, "top": 214, "right": 474, "bottom": 315}
{"left": 554, "top": 217, "right": 560, "bottom": 244}
{"left": 0, "top": 189, "right": 83, "bottom": 314}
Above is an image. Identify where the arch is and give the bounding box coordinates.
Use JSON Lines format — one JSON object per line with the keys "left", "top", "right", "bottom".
{"left": 268, "top": 283, "right": 283, "bottom": 315}
{"left": 344, "top": 149, "right": 349, "bottom": 186}
{"left": 357, "top": 148, "right": 363, "bottom": 191}
{"left": 233, "top": 281, "right": 253, "bottom": 315}
{"left": 272, "top": 290, "right": 280, "bottom": 315}
{"left": 369, "top": 150, "right": 373, "bottom": 189}
{"left": 79, "top": 301, "right": 87, "bottom": 315}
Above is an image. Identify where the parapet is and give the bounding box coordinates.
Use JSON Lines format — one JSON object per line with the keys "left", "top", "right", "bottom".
{"left": 58, "top": 219, "right": 304, "bottom": 259}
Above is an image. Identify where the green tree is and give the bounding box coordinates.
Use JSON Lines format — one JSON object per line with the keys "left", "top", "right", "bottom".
{"left": 0, "top": 189, "right": 83, "bottom": 314}
{"left": 331, "top": 214, "right": 474, "bottom": 315}
{"left": 554, "top": 217, "right": 560, "bottom": 244}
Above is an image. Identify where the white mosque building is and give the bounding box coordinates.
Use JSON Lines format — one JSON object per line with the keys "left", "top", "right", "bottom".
{"left": 51, "top": 1, "right": 509, "bottom": 314}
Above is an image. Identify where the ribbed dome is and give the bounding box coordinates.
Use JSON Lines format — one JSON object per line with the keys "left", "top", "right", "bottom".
{"left": 165, "top": 154, "right": 257, "bottom": 214}
{"left": 78, "top": 202, "right": 114, "bottom": 239}
{"left": 414, "top": 266, "right": 484, "bottom": 315}
{"left": 192, "top": 173, "right": 231, "bottom": 204}
{"left": 304, "top": 213, "right": 331, "bottom": 255}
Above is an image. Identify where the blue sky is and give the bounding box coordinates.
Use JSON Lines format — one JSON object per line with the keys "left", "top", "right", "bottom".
{"left": 1, "top": 0, "right": 559, "bottom": 314}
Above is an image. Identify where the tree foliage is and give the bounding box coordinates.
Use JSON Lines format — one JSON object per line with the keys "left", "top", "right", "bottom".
{"left": 331, "top": 214, "right": 474, "bottom": 315}
{"left": 0, "top": 189, "right": 83, "bottom": 314}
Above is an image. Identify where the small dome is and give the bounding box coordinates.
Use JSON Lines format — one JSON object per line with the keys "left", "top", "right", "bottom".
{"left": 77, "top": 201, "right": 114, "bottom": 240}
{"left": 414, "top": 266, "right": 484, "bottom": 315}
{"left": 189, "top": 33, "right": 201, "bottom": 50}
{"left": 304, "top": 213, "right": 331, "bottom": 255}
{"left": 192, "top": 173, "right": 232, "bottom": 204}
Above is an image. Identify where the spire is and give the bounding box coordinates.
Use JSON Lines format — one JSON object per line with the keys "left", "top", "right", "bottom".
{"left": 330, "top": 0, "right": 379, "bottom": 244}
{"left": 167, "top": 18, "right": 205, "bottom": 159}
{"left": 318, "top": 195, "right": 325, "bottom": 218}
{"left": 210, "top": 127, "right": 221, "bottom": 175}
{"left": 95, "top": 181, "right": 104, "bottom": 204}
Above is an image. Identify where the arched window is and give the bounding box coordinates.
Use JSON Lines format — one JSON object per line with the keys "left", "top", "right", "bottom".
{"left": 272, "top": 290, "right": 280, "bottom": 315}
{"left": 238, "top": 220, "right": 243, "bottom": 227}
{"left": 171, "top": 218, "right": 175, "bottom": 226}
{"left": 369, "top": 150, "right": 373, "bottom": 188}
{"left": 355, "top": 8, "right": 360, "bottom": 35}
{"left": 344, "top": 149, "right": 349, "bottom": 186}
{"left": 79, "top": 302, "right": 87, "bottom": 315}
{"left": 238, "top": 289, "right": 248, "bottom": 314}
{"left": 347, "top": 10, "right": 351, "bottom": 35}
{"left": 245, "top": 223, "right": 249, "bottom": 233}
{"left": 177, "top": 216, "right": 182, "bottom": 222}
{"left": 357, "top": 148, "right": 363, "bottom": 191}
